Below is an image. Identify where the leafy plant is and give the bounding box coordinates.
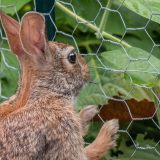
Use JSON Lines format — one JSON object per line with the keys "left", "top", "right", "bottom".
{"left": 55, "top": 1, "right": 160, "bottom": 159}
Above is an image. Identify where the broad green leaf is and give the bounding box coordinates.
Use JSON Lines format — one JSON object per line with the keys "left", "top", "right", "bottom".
{"left": 1, "top": 0, "right": 31, "bottom": 15}
{"left": 118, "top": 0, "right": 160, "bottom": 24}
{"left": 101, "top": 47, "right": 160, "bottom": 86}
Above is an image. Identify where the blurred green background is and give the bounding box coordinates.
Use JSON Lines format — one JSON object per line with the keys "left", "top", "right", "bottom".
{"left": 1, "top": 0, "right": 160, "bottom": 159}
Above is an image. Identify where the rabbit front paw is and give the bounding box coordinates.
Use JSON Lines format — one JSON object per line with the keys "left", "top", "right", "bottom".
{"left": 85, "top": 119, "right": 119, "bottom": 160}
{"left": 79, "top": 105, "right": 99, "bottom": 136}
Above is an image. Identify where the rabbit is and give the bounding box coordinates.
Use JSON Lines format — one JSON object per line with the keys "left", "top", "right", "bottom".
{"left": 0, "top": 11, "right": 119, "bottom": 160}
{"left": 0, "top": 12, "right": 97, "bottom": 123}
{"left": 0, "top": 12, "right": 99, "bottom": 138}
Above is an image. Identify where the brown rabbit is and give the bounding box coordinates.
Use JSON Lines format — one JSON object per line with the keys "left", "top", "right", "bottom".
{"left": 0, "top": 12, "right": 97, "bottom": 123}
{"left": 0, "top": 10, "right": 118, "bottom": 159}
{"left": 0, "top": 12, "right": 102, "bottom": 139}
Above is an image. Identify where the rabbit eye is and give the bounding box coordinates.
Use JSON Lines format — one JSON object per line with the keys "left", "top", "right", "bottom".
{"left": 68, "top": 51, "right": 76, "bottom": 64}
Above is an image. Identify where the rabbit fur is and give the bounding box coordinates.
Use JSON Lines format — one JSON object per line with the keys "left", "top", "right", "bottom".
{"left": 0, "top": 11, "right": 119, "bottom": 160}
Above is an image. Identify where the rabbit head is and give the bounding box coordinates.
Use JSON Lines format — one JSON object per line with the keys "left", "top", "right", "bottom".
{"left": 42, "top": 42, "right": 89, "bottom": 96}
{"left": 0, "top": 11, "right": 89, "bottom": 98}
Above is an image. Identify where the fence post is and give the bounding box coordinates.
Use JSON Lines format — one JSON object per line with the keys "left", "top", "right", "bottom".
{"left": 35, "top": 0, "right": 55, "bottom": 40}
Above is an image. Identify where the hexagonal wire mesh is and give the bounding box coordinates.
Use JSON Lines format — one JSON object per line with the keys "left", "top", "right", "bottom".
{"left": 0, "top": 0, "right": 160, "bottom": 159}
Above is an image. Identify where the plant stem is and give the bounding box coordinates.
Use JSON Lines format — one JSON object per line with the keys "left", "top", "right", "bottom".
{"left": 55, "top": 2, "right": 131, "bottom": 48}
{"left": 97, "top": 0, "right": 112, "bottom": 38}
{"left": 79, "top": 40, "right": 100, "bottom": 47}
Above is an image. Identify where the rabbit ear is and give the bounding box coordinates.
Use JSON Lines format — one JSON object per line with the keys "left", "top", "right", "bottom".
{"left": 0, "top": 11, "right": 24, "bottom": 57}
{"left": 20, "top": 12, "right": 47, "bottom": 57}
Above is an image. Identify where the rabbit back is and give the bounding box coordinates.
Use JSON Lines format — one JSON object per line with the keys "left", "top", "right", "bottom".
{"left": 0, "top": 103, "right": 87, "bottom": 160}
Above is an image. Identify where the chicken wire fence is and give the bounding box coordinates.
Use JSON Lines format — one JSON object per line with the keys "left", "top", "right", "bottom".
{"left": 1, "top": 0, "right": 160, "bottom": 159}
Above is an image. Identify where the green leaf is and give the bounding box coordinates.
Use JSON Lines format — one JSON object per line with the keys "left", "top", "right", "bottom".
{"left": 1, "top": 0, "right": 31, "bottom": 15}
{"left": 76, "top": 84, "right": 106, "bottom": 110}
{"left": 56, "top": 0, "right": 125, "bottom": 35}
{"left": 117, "top": 0, "right": 160, "bottom": 24}
{"left": 76, "top": 50, "right": 155, "bottom": 109}
{"left": 101, "top": 47, "right": 160, "bottom": 86}
{"left": 0, "top": 42, "right": 19, "bottom": 100}
{"left": 105, "top": 134, "right": 160, "bottom": 160}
